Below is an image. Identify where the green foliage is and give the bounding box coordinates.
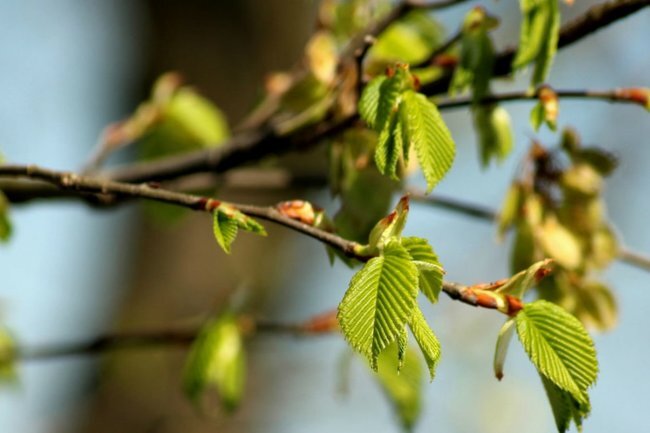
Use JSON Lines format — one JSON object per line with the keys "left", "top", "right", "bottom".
{"left": 0, "top": 191, "right": 11, "bottom": 243}
{"left": 408, "top": 308, "right": 441, "bottom": 381}
{"left": 473, "top": 104, "right": 513, "bottom": 167}
{"left": 493, "top": 318, "right": 515, "bottom": 380}
{"left": 502, "top": 135, "right": 620, "bottom": 330}
{"left": 401, "top": 237, "right": 443, "bottom": 303}
{"left": 339, "top": 197, "right": 443, "bottom": 375}
{"left": 183, "top": 313, "right": 246, "bottom": 411}
{"left": 338, "top": 240, "right": 419, "bottom": 369}
{"left": 516, "top": 300, "right": 597, "bottom": 431}
{"left": 375, "top": 343, "right": 424, "bottom": 431}
{"left": 211, "top": 204, "right": 267, "bottom": 254}
{"left": 368, "top": 11, "right": 444, "bottom": 72}
{"left": 530, "top": 86, "right": 559, "bottom": 131}
{"left": 541, "top": 374, "right": 591, "bottom": 432}
{"left": 359, "top": 65, "right": 455, "bottom": 192}
{"left": 0, "top": 327, "right": 17, "bottom": 385}
{"left": 513, "top": 0, "right": 560, "bottom": 88}
{"left": 450, "top": 7, "right": 497, "bottom": 100}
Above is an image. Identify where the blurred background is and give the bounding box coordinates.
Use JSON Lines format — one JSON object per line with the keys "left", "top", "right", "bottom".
{"left": 0, "top": 1, "right": 649, "bottom": 432}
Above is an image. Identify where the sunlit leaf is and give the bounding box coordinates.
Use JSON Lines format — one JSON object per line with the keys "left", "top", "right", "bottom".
{"left": 497, "top": 183, "right": 522, "bottom": 239}
{"left": 400, "top": 90, "right": 455, "bottom": 192}
{"left": 536, "top": 217, "right": 582, "bottom": 270}
{"left": 541, "top": 374, "right": 591, "bottom": 433}
{"left": 515, "top": 300, "right": 598, "bottom": 406}
{"left": 368, "top": 195, "right": 410, "bottom": 252}
{"left": 211, "top": 204, "right": 266, "bottom": 254}
{"left": 401, "top": 237, "right": 444, "bottom": 303}
{"left": 338, "top": 241, "right": 419, "bottom": 369}
{"left": 408, "top": 307, "right": 441, "bottom": 380}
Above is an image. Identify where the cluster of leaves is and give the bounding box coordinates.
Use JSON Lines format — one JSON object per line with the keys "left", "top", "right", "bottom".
{"left": 499, "top": 130, "right": 620, "bottom": 331}
{"left": 212, "top": 203, "right": 267, "bottom": 254}
{"left": 359, "top": 64, "right": 455, "bottom": 192}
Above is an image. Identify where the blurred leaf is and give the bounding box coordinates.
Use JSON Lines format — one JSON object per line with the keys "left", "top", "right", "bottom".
{"left": 408, "top": 307, "right": 441, "bottom": 381}
{"left": 513, "top": 0, "right": 561, "bottom": 87}
{"left": 530, "top": 102, "right": 545, "bottom": 131}
{"left": 401, "top": 237, "right": 444, "bottom": 303}
{"left": 369, "top": 11, "right": 444, "bottom": 66}
{"left": 575, "top": 281, "right": 618, "bottom": 331}
{"left": 338, "top": 241, "right": 418, "bottom": 369}
{"left": 183, "top": 313, "right": 246, "bottom": 411}
{"left": 450, "top": 7, "right": 497, "bottom": 100}
{"left": 497, "top": 183, "right": 522, "bottom": 239}
{"left": 375, "top": 343, "right": 423, "bottom": 431}
{"left": 0, "top": 191, "right": 12, "bottom": 243}
{"left": 399, "top": 90, "right": 455, "bottom": 192}
{"left": 493, "top": 318, "right": 516, "bottom": 380}
{"left": 515, "top": 300, "right": 598, "bottom": 406}
{"left": 576, "top": 147, "right": 618, "bottom": 176}
{"left": 561, "top": 163, "right": 603, "bottom": 197}
{"left": 0, "top": 327, "right": 17, "bottom": 385}
{"left": 511, "top": 222, "right": 537, "bottom": 272}
{"left": 536, "top": 217, "right": 582, "bottom": 270}
{"left": 473, "top": 104, "right": 513, "bottom": 167}
{"left": 590, "top": 225, "right": 619, "bottom": 269}
{"left": 306, "top": 31, "right": 338, "bottom": 84}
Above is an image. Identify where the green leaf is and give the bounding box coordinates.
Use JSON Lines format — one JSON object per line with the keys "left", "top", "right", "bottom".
{"left": 369, "top": 10, "right": 444, "bottom": 66}
{"left": 512, "top": 0, "right": 560, "bottom": 88}
{"left": 401, "top": 237, "right": 444, "bottom": 303}
{"left": 375, "top": 342, "right": 423, "bottom": 431}
{"left": 408, "top": 307, "right": 441, "bottom": 381}
{"left": 473, "top": 104, "right": 513, "bottom": 167}
{"left": 515, "top": 300, "right": 598, "bottom": 406}
{"left": 541, "top": 374, "right": 591, "bottom": 433}
{"left": 530, "top": 102, "right": 545, "bottom": 131}
{"left": 338, "top": 241, "right": 419, "bottom": 369}
{"left": 400, "top": 90, "right": 455, "bottom": 192}
{"left": 493, "top": 318, "right": 516, "bottom": 380}
{"left": 183, "top": 313, "right": 246, "bottom": 411}
{"left": 0, "top": 327, "right": 17, "bottom": 385}
{"left": 211, "top": 205, "right": 266, "bottom": 254}
{"left": 213, "top": 211, "right": 239, "bottom": 254}
{"left": 0, "top": 191, "right": 12, "bottom": 243}
{"left": 359, "top": 76, "right": 387, "bottom": 129}
{"left": 375, "top": 112, "right": 404, "bottom": 180}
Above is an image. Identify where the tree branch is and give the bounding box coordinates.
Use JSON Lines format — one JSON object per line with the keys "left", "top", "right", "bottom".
{"left": 436, "top": 88, "right": 650, "bottom": 110}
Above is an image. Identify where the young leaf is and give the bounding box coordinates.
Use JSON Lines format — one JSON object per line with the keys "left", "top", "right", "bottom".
{"left": 541, "top": 374, "right": 591, "bottom": 433}
{"left": 536, "top": 217, "right": 582, "bottom": 270}
{"left": 493, "top": 318, "right": 516, "bottom": 380}
{"left": 213, "top": 211, "right": 239, "bottom": 254}
{"left": 368, "top": 195, "right": 410, "bottom": 252}
{"left": 497, "top": 259, "right": 553, "bottom": 298}
{"left": 473, "top": 104, "right": 513, "bottom": 167}
{"left": 400, "top": 90, "right": 455, "bottom": 192}
{"left": 515, "top": 300, "right": 598, "bottom": 405}
{"left": 211, "top": 205, "right": 266, "bottom": 254}
{"left": 497, "top": 183, "right": 522, "bottom": 239}
{"left": 359, "top": 76, "right": 387, "bottom": 129}
{"left": 375, "top": 112, "right": 404, "bottom": 179}
{"left": 338, "top": 241, "right": 419, "bottom": 369}
{"left": 375, "top": 342, "right": 424, "bottom": 431}
{"left": 512, "top": 0, "right": 561, "bottom": 88}
{"left": 183, "top": 313, "right": 246, "bottom": 411}
{"left": 408, "top": 307, "right": 441, "bottom": 381}
{"left": 0, "top": 327, "right": 17, "bottom": 384}
{"left": 401, "top": 237, "right": 444, "bottom": 303}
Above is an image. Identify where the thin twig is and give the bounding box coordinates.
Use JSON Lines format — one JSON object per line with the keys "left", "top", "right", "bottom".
{"left": 436, "top": 88, "right": 650, "bottom": 110}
